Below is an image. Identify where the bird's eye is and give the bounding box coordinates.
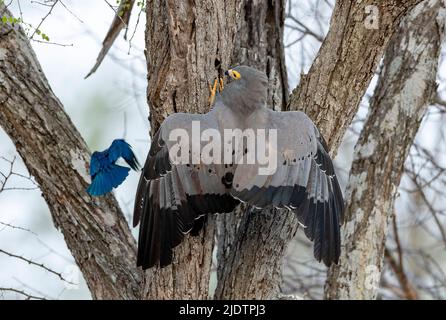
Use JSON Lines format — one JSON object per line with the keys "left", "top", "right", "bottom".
{"left": 227, "top": 69, "right": 241, "bottom": 80}
{"left": 231, "top": 70, "right": 241, "bottom": 80}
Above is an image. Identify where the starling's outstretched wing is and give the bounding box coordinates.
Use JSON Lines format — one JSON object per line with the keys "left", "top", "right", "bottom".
{"left": 86, "top": 139, "right": 138, "bottom": 196}
{"left": 231, "top": 110, "right": 344, "bottom": 266}
{"left": 133, "top": 111, "right": 239, "bottom": 269}
{"left": 87, "top": 150, "right": 130, "bottom": 196}
{"left": 109, "top": 139, "right": 140, "bottom": 170}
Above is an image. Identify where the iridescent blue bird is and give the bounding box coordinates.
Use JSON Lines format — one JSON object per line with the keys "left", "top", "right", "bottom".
{"left": 87, "top": 139, "right": 140, "bottom": 196}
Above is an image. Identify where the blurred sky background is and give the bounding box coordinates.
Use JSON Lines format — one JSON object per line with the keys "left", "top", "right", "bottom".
{"left": 1, "top": 0, "right": 445, "bottom": 299}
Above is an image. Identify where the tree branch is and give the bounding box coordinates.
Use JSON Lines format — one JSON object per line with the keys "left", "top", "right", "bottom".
{"left": 0, "top": 5, "right": 141, "bottom": 299}
{"left": 0, "top": 248, "right": 74, "bottom": 285}
{"left": 0, "top": 287, "right": 45, "bottom": 300}
{"left": 85, "top": 0, "right": 135, "bottom": 78}
{"left": 288, "top": 0, "right": 424, "bottom": 153}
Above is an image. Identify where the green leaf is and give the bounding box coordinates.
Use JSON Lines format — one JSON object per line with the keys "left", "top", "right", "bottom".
{"left": 41, "top": 33, "right": 49, "bottom": 41}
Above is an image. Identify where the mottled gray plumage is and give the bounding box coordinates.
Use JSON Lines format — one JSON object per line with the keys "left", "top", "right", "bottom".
{"left": 133, "top": 66, "right": 344, "bottom": 269}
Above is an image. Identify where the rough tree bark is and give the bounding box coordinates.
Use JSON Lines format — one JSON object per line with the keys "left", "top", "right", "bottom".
{"left": 0, "top": 6, "right": 141, "bottom": 299}
{"left": 0, "top": 0, "right": 423, "bottom": 300}
{"left": 325, "top": 0, "right": 446, "bottom": 300}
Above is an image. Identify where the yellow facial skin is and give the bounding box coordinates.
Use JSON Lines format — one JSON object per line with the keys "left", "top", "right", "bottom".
{"left": 227, "top": 69, "right": 241, "bottom": 80}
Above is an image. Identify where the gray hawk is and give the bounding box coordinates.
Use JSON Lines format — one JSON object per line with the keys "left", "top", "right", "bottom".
{"left": 133, "top": 66, "right": 344, "bottom": 269}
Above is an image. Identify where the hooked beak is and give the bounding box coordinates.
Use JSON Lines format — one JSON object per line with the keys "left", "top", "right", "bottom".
{"left": 224, "top": 69, "right": 233, "bottom": 81}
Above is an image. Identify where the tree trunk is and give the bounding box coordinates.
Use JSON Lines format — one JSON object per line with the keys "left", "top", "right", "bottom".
{"left": 0, "top": 5, "right": 141, "bottom": 299}
{"left": 324, "top": 0, "right": 446, "bottom": 300}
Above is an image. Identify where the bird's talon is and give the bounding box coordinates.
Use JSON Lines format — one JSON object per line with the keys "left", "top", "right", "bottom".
{"left": 208, "top": 77, "right": 219, "bottom": 106}
{"left": 219, "top": 77, "right": 224, "bottom": 92}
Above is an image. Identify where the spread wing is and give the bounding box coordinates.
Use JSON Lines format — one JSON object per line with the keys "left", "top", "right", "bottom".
{"left": 133, "top": 112, "right": 239, "bottom": 269}
{"left": 231, "top": 110, "right": 344, "bottom": 266}
{"left": 87, "top": 145, "right": 133, "bottom": 196}
{"left": 108, "top": 139, "right": 140, "bottom": 170}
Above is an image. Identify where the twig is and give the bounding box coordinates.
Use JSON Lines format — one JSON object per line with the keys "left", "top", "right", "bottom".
{"left": 0, "top": 156, "right": 39, "bottom": 193}
{"left": 29, "top": 0, "right": 59, "bottom": 40}
{"left": 127, "top": 1, "right": 144, "bottom": 54}
{"left": 0, "top": 287, "right": 45, "bottom": 300}
{"left": 384, "top": 249, "right": 418, "bottom": 300}
{"left": 58, "top": 0, "right": 83, "bottom": 23}
{"left": 384, "top": 215, "right": 419, "bottom": 300}
{"left": 0, "top": 249, "right": 76, "bottom": 285}
{"left": 31, "top": 38, "right": 73, "bottom": 47}
{"left": 0, "top": 220, "right": 37, "bottom": 235}
{"left": 12, "top": 277, "right": 56, "bottom": 300}
{"left": 285, "top": 14, "right": 324, "bottom": 42}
